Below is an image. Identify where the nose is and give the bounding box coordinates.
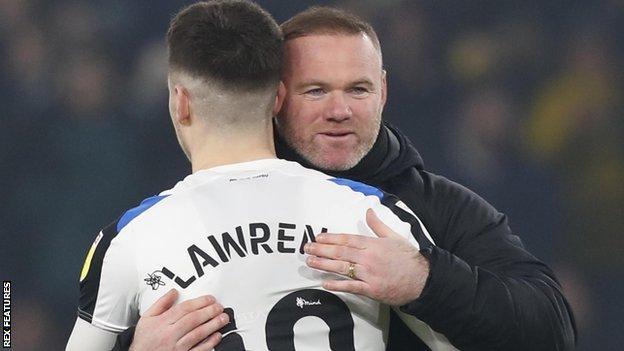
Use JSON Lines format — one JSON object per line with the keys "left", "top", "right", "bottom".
{"left": 324, "top": 92, "right": 352, "bottom": 122}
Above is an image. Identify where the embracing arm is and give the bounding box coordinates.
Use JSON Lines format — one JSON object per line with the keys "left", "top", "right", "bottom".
{"left": 396, "top": 170, "right": 576, "bottom": 351}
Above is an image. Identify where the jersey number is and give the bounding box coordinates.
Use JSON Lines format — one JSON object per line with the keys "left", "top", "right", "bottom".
{"left": 215, "top": 289, "right": 356, "bottom": 350}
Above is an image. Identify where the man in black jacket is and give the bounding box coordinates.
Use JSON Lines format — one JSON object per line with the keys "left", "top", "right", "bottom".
{"left": 119, "top": 6, "right": 576, "bottom": 351}
{"left": 272, "top": 7, "right": 576, "bottom": 350}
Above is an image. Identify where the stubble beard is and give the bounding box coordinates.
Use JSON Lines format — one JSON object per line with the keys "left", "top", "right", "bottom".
{"left": 279, "top": 113, "right": 382, "bottom": 172}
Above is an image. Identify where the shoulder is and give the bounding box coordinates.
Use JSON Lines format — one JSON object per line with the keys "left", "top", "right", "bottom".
{"left": 80, "top": 191, "right": 176, "bottom": 271}
{"left": 326, "top": 177, "right": 385, "bottom": 199}
{"left": 384, "top": 167, "right": 505, "bottom": 248}
{"left": 420, "top": 170, "right": 503, "bottom": 229}
{"left": 112, "top": 177, "right": 195, "bottom": 234}
{"left": 114, "top": 193, "right": 174, "bottom": 233}
{"left": 278, "top": 160, "right": 386, "bottom": 201}
{"left": 79, "top": 192, "right": 174, "bottom": 283}
{"left": 388, "top": 166, "right": 488, "bottom": 206}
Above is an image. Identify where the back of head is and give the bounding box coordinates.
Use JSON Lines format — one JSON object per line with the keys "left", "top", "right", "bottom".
{"left": 167, "top": 0, "right": 282, "bottom": 92}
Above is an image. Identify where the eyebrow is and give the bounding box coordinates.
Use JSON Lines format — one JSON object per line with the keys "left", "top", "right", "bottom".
{"left": 349, "top": 79, "right": 374, "bottom": 87}
{"left": 296, "top": 80, "right": 326, "bottom": 90}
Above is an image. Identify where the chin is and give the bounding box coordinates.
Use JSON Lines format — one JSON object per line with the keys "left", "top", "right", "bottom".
{"left": 311, "top": 154, "right": 360, "bottom": 172}
{"left": 289, "top": 139, "right": 362, "bottom": 171}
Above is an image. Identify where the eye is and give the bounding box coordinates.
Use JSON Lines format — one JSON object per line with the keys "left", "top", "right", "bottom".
{"left": 349, "top": 87, "right": 370, "bottom": 96}
{"left": 304, "top": 88, "right": 326, "bottom": 96}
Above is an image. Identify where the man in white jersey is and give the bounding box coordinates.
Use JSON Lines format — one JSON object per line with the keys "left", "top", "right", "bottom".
{"left": 123, "top": 5, "right": 575, "bottom": 351}
{"left": 67, "top": 1, "right": 434, "bottom": 350}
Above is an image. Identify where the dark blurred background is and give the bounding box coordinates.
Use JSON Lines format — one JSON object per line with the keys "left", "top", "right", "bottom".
{"left": 1, "top": 0, "right": 622, "bottom": 350}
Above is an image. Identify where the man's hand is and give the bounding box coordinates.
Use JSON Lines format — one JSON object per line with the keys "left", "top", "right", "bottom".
{"left": 304, "top": 209, "right": 430, "bottom": 306}
{"left": 130, "top": 289, "right": 230, "bottom": 351}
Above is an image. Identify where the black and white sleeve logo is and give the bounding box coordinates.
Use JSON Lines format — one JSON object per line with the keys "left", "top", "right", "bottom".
{"left": 144, "top": 271, "right": 166, "bottom": 290}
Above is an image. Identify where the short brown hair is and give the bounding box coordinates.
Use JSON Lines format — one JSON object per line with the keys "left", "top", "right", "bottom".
{"left": 167, "top": 0, "right": 282, "bottom": 91}
{"left": 280, "top": 6, "right": 381, "bottom": 55}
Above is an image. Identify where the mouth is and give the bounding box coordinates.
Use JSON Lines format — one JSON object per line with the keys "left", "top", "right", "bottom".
{"left": 319, "top": 131, "right": 354, "bottom": 137}
{"left": 317, "top": 131, "right": 355, "bottom": 142}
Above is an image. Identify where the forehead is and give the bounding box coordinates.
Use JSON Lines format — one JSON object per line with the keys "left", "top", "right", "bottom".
{"left": 283, "top": 34, "right": 382, "bottom": 82}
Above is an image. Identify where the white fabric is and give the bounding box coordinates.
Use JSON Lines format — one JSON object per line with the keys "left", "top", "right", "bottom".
{"left": 78, "top": 158, "right": 453, "bottom": 350}
{"left": 66, "top": 318, "right": 116, "bottom": 351}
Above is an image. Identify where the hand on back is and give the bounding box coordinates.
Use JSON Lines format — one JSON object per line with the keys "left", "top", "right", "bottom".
{"left": 130, "top": 289, "right": 229, "bottom": 351}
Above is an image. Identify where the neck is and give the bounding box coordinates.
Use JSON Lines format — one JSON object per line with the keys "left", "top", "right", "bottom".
{"left": 190, "top": 128, "right": 276, "bottom": 173}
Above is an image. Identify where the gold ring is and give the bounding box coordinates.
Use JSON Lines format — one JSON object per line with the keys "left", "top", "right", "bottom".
{"left": 347, "top": 263, "right": 356, "bottom": 279}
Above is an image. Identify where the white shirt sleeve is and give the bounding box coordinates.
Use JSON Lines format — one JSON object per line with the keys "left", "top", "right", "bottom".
{"left": 66, "top": 318, "right": 117, "bottom": 351}
{"left": 78, "top": 224, "right": 140, "bottom": 333}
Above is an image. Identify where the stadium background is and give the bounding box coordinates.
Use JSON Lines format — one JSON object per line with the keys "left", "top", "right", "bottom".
{"left": 1, "top": 0, "right": 622, "bottom": 350}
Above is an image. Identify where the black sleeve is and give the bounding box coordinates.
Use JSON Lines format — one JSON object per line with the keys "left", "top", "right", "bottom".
{"left": 395, "top": 170, "right": 576, "bottom": 351}
{"left": 112, "top": 327, "right": 135, "bottom": 351}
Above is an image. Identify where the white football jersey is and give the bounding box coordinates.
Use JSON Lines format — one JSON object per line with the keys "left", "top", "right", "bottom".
{"left": 77, "top": 158, "right": 443, "bottom": 350}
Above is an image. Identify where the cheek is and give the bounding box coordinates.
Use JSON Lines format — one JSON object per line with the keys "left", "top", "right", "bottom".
{"left": 281, "top": 100, "right": 321, "bottom": 133}
{"left": 352, "top": 101, "right": 382, "bottom": 128}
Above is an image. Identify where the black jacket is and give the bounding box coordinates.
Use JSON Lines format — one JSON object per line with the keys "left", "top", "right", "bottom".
{"left": 114, "top": 123, "right": 576, "bottom": 350}
{"left": 277, "top": 123, "right": 576, "bottom": 351}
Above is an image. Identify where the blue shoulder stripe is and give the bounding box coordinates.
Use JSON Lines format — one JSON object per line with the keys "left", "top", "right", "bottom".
{"left": 117, "top": 195, "right": 169, "bottom": 232}
{"left": 328, "top": 178, "right": 384, "bottom": 199}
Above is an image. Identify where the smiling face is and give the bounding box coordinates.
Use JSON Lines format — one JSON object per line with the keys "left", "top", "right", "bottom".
{"left": 276, "top": 33, "right": 386, "bottom": 171}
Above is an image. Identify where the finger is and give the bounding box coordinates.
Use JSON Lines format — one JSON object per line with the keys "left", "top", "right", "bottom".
{"left": 305, "top": 242, "right": 360, "bottom": 263}
{"left": 366, "top": 209, "right": 399, "bottom": 239}
{"left": 164, "top": 295, "right": 216, "bottom": 324}
{"left": 323, "top": 279, "right": 370, "bottom": 296}
{"left": 315, "top": 233, "right": 367, "bottom": 249}
{"left": 307, "top": 256, "right": 368, "bottom": 280}
{"left": 179, "top": 313, "right": 229, "bottom": 350}
{"left": 190, "top": 333, "right": 223, "bottom": 351}
{"left": 173, "top": 303, "right": 225, "bottom": 340}
{"left": 188, "top": 332, "right": 222, "bottom": 351}
{"left": 143, "top": 289, "right": 179, "bottom": 317}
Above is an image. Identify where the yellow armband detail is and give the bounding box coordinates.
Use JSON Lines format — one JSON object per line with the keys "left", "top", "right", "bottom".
{"left": 80, "top": 232, "right": 104, "bottom": 282}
